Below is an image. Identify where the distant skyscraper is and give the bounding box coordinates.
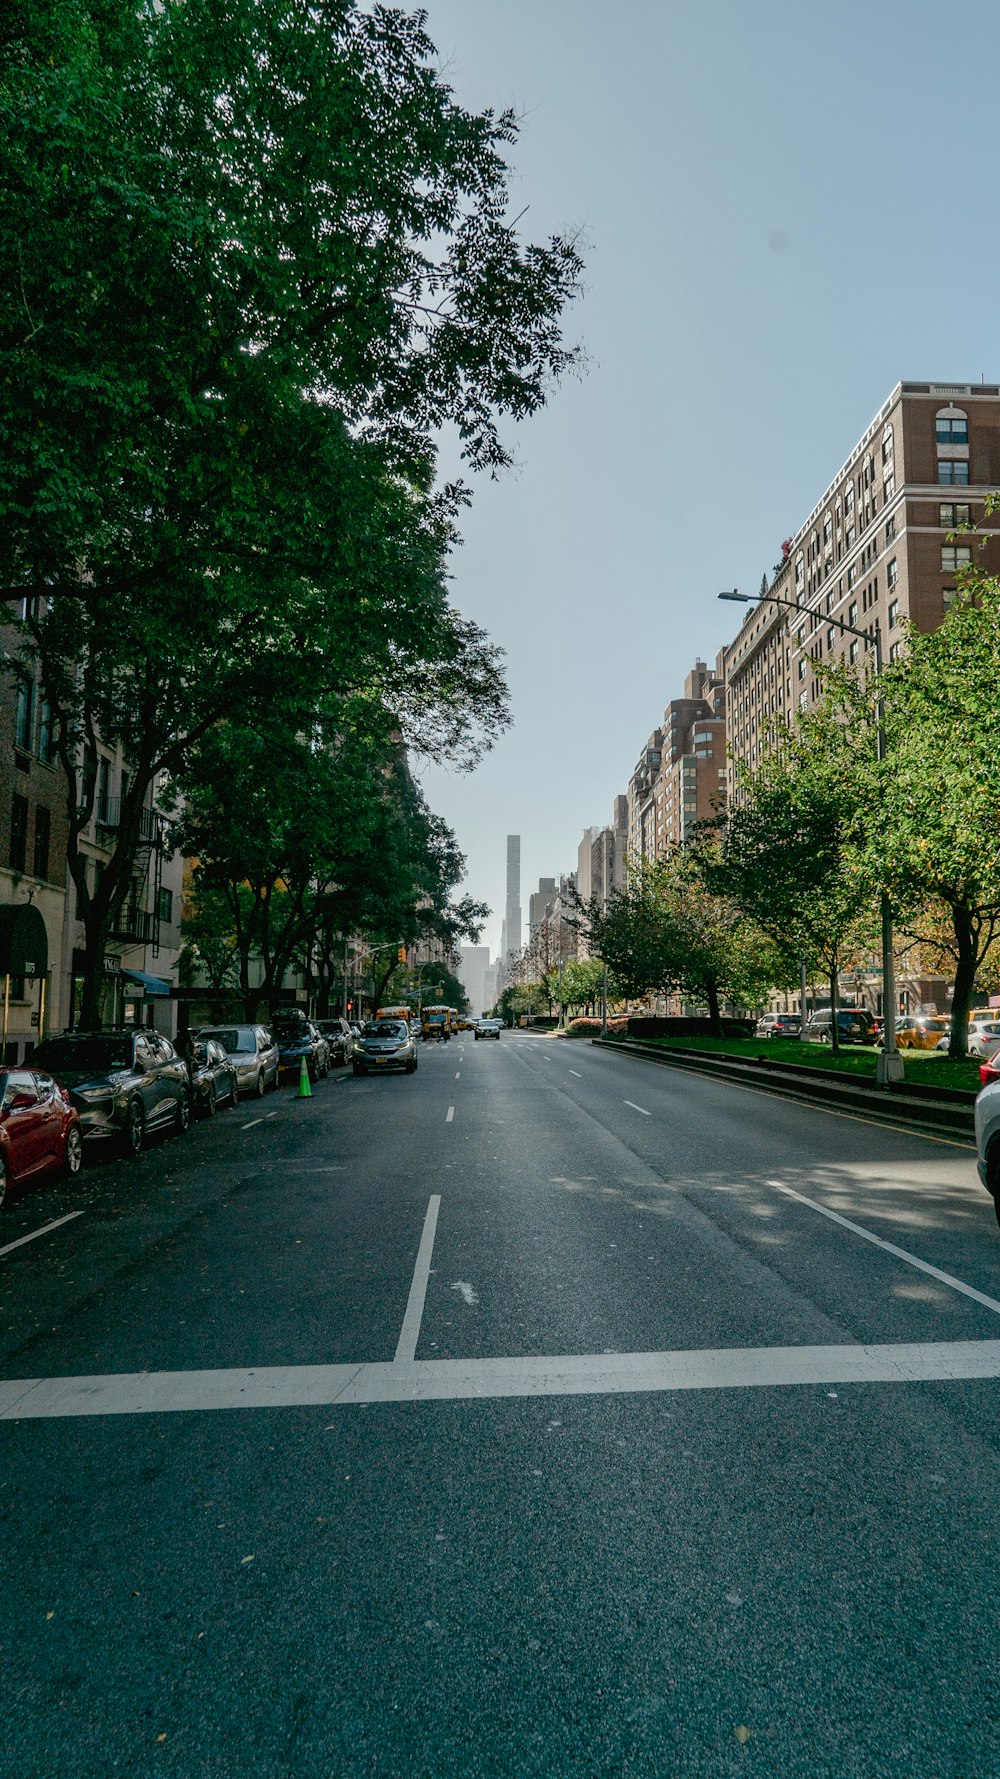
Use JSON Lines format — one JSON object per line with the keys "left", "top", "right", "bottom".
{"left": 456, "top": 945, "right": 490, "bottom": 1016}
{"left": 504, "top": 834, "right": 522, "bottom": 956}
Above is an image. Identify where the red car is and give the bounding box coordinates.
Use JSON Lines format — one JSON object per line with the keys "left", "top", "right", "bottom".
{"left": 0, "top": 1066, "right": 83, "bottom": 1211}
{"left": 981, "top": 1054, "right": 1000, "bottom": 1089}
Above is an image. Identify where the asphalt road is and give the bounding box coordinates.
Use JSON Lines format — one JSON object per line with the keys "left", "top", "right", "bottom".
{"left": 2, "top": 1030, "right": 1000, "bottom": 1778}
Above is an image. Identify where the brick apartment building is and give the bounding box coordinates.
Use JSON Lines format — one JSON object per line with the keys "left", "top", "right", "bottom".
{"left": 625, "top": 657, "right": 727, "bottom": 873}
{"left": 724, "top": 381, "right": 1000, "bottom": 796}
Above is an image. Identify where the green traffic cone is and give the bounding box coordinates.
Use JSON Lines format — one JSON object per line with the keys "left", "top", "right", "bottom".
{"left": 297, "top": 1054, "right": 312, "bottom": 1098}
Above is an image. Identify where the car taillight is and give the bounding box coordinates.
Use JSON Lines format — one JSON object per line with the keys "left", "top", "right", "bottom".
{"left": 981, "top": 1061, "right": 1000, "bottom": 1086}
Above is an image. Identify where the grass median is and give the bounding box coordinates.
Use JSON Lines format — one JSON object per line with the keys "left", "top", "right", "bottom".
{"left": 601, "top": 1032, "right": 982, "bottom": 1094}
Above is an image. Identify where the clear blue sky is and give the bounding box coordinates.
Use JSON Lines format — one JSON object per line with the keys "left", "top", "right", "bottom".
{"left": 415, "top": 0, "right": 1000, "bottom": 959}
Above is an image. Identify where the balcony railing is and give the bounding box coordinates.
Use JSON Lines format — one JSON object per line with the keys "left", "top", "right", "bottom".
{"left": 109, "top": 905, "right": 154, "bottom": 944}
{"left": 95, "top": 798, "right": 158, "bottom": 844}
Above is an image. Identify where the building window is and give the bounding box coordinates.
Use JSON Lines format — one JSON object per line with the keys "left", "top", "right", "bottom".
{"left": 941, "top": 545, "right": 972, "bottom": 571}
{"left": 846, "top": 563, "right": 856, "bottom": 589}
{"left": 885, "top": 514, "right": 896, "bottom": 543}
{"left": 849, "top": 640, "right": 859, "bottom": 664}
{"left": 938, "top": 459, "right": 970, "bottom": 486}
{"left": 889, "top": 641, "right": 901, "bottom": 663}
{"left": 887, "top": 558, "right": 898, "bottom": 590}
{"left": 827, "top": 628, "right": 836, "bottom": 652}
{"left": 936, "top": 409, "right": 968, "bottom": 445}
{"left": 940, "top": 503, "right": 971, "bottom": 529}
{"left": 10, "top": 795, "right": 28, "bottom": 873}
{"left": 797, "top": 658, "right": 806, "bottom": 681}
{"left": 37, "top": 699, "right": 55, "bottom": 765}
{"left": 848, "top": 601, "right": 858, "bottom": 627}
{"left": 881, "top": 424, "right": 894, "bottom": 466}
{"left": 888, "top": 599, "right": 899, "bottom": 629}
{"left": 14, "top": 679, "right": 34, "bottom": 753}
{"left": 33, "top": 806, "right": 50, "bottom": 880}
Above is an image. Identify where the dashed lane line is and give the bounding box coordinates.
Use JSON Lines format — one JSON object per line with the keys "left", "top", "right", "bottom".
{"left": 241, "top": 1117, "right": 265, "bottom": 1131}
{"left": 623, "top": 1100, "right": 651, "bottom": 1116}
{"left": 393, "top": 1195, "right": 441, "bottom": 1364}
{"left": 569, "top": 1069, "right": 582, "bottom": 1078}
{"left": 446, "top": 1106, "right": 455, "bottom": 1123}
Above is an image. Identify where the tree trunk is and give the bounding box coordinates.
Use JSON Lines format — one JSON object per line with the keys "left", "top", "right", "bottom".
{"left": 829, "top": 957, "right": 840, "bottom": 1054}
{"left": 705, "top": 979, "right": 723, "bottom": 1038}
{"left": 948, "top": 902, "right": 977, "bottom": 1058}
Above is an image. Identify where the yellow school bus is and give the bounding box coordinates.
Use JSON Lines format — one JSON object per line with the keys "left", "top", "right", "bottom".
{"left": 375, "top": 1005, "right": 411, "bottom": 1025}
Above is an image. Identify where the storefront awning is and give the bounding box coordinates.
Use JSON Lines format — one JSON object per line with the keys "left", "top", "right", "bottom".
{"left": 0, "top": 902, "right": 48, "bottom": 978}
{"left": 120, "top": 968, "right": 172, "bottom": 997}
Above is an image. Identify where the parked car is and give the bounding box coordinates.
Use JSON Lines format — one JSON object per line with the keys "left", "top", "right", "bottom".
{"left": 31, "top": 1028, "right": 190, "bottom": 1155}
{"left": 474, "top": 1019, "right": 501, "bottom": 1040}
{"left": 968, "top": 1019, "right": 1000, "bottom": 1059}
{"left": 177, "top": 1033, "right": 238, "bottom": 1116}
{"left": 803, "top": 1007, "right": 877, "bottom": 1045}
{"left": 0, "top": 1067, "right": 83, "bottom": 1210}
{"left": 894, "top": 1014, "right": 951, "bottom": 1051}
{"left": 352, "top": 1018, "right": 418, "bottom": 1075}
{"left": 755, "top": 1013, "right": 801, "bottom": 1039}
{"left": 315, "top": 1017, "right": 354, "bottom": 1064}
{"left": 975, "top": 1076, "right": 1000, "bottom": 1223}
{"left": 192, "top": 1024, "right": 279, "bottom": 1098}
{"left": 271, "top": 1013, "right": 330, "bottom": 1082}
{"left": 979, "top": 1053, "right": 1000, "bottom": 1089}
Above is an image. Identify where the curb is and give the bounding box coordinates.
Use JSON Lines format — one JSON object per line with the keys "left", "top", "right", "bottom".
{"left": 590, "top": 1038, "right": 977, "bottom": 1142}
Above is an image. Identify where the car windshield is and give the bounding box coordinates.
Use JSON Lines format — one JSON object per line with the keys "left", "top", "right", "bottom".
{"left": 199, "top": 1028, "right": 254, "bottom": 1054}
{"left": 33, "top": 1036, "right": 132, "bottom": 1073}
{"left": 273, "top": 1021, "right": 306, "bottom": 1037}
{"left": 363, "top": 1022, "right": 405, "bottom": 1039}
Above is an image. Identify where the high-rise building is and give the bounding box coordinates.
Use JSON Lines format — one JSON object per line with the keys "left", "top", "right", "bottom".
{"left": 624, "top": 657, "right": 727, "bottom": 877}
{"left": 456, "top": 945, "right": 489, "bottom": 1017}
{"left": 723, "top": 380, "right": 1000, "bottom": 794}
{"left": 529, "top": 877, "right": 556, "bottom": 937}
{"left": 504, "top": 834, "right": 521, "bottom": 957}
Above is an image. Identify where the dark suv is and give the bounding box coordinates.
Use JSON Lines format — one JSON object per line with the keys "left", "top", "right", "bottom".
{"left": 803, "top": 1007, "right": 877, "bottom": 1045}
{"left": 31, "top": 1028, "right": 191, "bottom": 1154}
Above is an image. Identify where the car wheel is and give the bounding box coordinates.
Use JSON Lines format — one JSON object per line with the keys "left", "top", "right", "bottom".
{"left": 205, "top": 1081, "right": 218, "bottom": 1118}
{"left": 123, "top": 1098, "right": 145, "bottom": 1157}
{"left": 65, "top": 1125, "right": 84, "bottom": 1178}
{"left": 175, "top": 1092, "right": 191, "bottom": 1135}
{"left": 987, "top": 1144, "right": 1000, "bottom": 1227}
{"left": 255, "top": 1070, "right": 266, "bottom": 1098}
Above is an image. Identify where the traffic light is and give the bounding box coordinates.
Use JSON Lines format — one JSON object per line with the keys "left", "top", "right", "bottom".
{"left": 346, "top": 999, "right": 353, "bottom": 1013}
{"left": 398, "top": 946, "right": 407, "bottom": 963}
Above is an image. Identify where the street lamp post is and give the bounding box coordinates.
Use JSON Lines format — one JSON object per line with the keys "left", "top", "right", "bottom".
{"left": 718, "top": 589, "right": 903, "bottom": 1086}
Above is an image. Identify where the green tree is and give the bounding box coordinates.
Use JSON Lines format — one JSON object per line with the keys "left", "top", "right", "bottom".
{"left": 858, "top": 573, "right": 1000, "bottom": 1055}
{"left": 1, "top": 0, "right": 581, "bottom": 1021}
{"left": 713, "top": 713, "right": 876, "bottom": 1052}
{"left": 587, "top": 853, "right": 789, "bottom": 1036}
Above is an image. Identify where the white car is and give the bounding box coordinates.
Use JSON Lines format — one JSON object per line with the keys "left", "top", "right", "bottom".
{"left": 975, "top": 1077, "right": 1000, "bottom": 1223}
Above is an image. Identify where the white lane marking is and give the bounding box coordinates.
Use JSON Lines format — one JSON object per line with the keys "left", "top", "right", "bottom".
{"left": 0, "top": 1211, "right": 86, "bottom": 1260}
{"left": 394, "top": 1195, "right": 441, "bottom": 1363}
{"left": 771, "top": 1180, "right": 1000, "bottom": 1316}
{"left": 241, "top": 1117, "right": 265, "bottom": 1131}
{"left": 569, "top": 1069, "right": 582, "bottom": 1078}
{"left": 610, "top": 1052, "right": 975, "bottom": 1150}
{"left": 446, "top": 1106, "right": 455, "bottom": 1123}
{"left": 451, "top": 1280, "right": 479, "bottom": 1305}
{"left": 454, "top": 1072, "right": 461, "bottom": 1079}
{"left": 624, "top": 1100, "right": 651, "bottom": 1116}
{"left": 265, "top": 1112, "right": 279, "bottom": 1120}
{"left": 7, "top": 1338, "right": 1000, "bottom": 1420}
